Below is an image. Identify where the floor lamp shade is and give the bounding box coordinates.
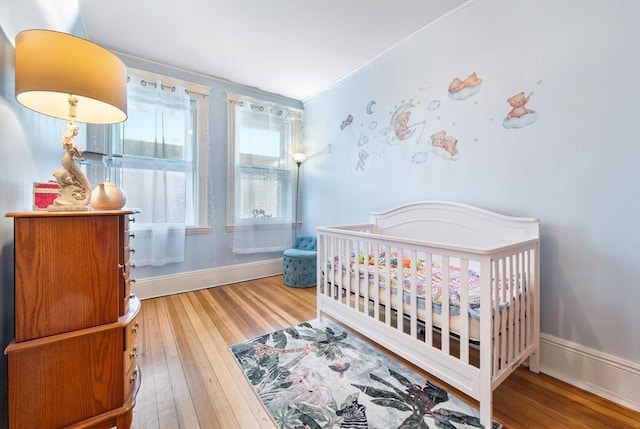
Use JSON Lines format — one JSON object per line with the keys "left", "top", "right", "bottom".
{"left": 15, "top": 29, "right": 127, "bottom": 124}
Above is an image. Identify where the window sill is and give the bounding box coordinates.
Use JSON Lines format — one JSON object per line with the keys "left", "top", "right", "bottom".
{"left": 130, "top": 224, "right": 211, "bottom": 237}
{"left": 186, "top": 226, "right": 212, "bottom": 235}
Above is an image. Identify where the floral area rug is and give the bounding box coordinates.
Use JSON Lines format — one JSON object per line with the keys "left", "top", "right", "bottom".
{"left": 229, "top": 319, "right": 501, "bottom": 428}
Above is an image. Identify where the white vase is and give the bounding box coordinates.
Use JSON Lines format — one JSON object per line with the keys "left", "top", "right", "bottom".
{"left": 89, "top": 179, "right": 127, "bottom": 210}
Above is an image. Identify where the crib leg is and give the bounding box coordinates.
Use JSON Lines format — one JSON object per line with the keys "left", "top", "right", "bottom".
{"left": 528, "top": 347, "right": 540, "bottom": 373}
{"left": 480, "top": 396, "right": 492, "bottom": 429}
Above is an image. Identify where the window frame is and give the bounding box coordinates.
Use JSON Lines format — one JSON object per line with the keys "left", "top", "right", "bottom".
{"left": 86, "top": 67, "right": 210, "bottom": 232}
{"left": 226, "top": 92, "right": 303, "bottom": 232}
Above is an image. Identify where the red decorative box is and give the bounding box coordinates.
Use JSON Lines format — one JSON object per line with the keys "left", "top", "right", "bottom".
{"left": 33, "top": 182, "right": 60, "bottom": 210}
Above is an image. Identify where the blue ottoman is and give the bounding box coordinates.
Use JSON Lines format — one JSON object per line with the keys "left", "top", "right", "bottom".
{"left": 282, "top": 235, "right": 317, "bottom": 288}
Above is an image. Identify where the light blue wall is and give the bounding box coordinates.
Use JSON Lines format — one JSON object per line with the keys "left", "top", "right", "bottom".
{"left": 301, "top": 0, "right": 640, "bottom": 363}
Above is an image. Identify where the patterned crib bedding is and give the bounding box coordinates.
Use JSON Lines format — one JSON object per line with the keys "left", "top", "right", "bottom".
{"left": 327, "top": 252, "right": 512, "bottom": 320}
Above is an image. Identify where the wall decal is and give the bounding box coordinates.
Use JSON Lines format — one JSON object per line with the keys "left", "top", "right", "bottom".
{"left": 366, "top": 100, "right": 376, "bottom": 114}
{"left": 332, "top": 76, "right": 540, "bottom": 168}
{"left": 502, "top": 91, "right": 538, "bottom": 129}
{"left": 379, "top": 101, "right": 426, "bottom": 145}
{"left": 340, "top": 114, "right": 354, "bottom": 130}
{"left": 427, "top": 100, "right": 441, "bottom": 111}
{"left": 357, "top": 132, "right": 369, "bottom": 147}
{"left": 429, "top": 130, "right": 459, "bottom": 160}
{"left": 411, "top": 151, "right": 428, "bottom": 164}
{"left": 395, "top": 110, "right": 412, "bottom": 140}
{"left": 356, "top": 148, "right": 369, "bottom": 170}
{"left": 448, "top": 72, "right": 483, "bottom": 101}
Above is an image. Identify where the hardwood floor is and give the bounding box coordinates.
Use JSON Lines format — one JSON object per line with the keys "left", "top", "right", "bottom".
{"left": 131, "top": 276, "right": 639, "bottom": 429}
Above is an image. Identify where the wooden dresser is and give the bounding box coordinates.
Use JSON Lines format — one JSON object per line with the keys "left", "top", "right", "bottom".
{"left": 4, "top": 210, "right": 141, "bottom": 429}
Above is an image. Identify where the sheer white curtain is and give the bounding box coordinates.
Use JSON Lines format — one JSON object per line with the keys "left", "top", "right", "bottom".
{"left": 228, "top": 94, "right": 301, "bottom": 254}
{"left": 121, "top": 76, "right": 190, "bottom": 266}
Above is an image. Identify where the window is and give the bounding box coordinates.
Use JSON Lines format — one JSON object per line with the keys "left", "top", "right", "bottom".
{"left": 86, "top": 68, "right": 209, "bottom": 230}
{"left": 227, "top": 93, "right": 303, "bottom": 253}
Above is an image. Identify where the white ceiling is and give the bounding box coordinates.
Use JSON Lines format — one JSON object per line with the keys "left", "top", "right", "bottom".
{"left": 77, "top": 0, "right": 468, "bottom": 101}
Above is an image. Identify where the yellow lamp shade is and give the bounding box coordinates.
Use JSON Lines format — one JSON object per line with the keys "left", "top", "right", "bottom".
{"left": 15, "top": 29, "right": 127, "bottom": 124}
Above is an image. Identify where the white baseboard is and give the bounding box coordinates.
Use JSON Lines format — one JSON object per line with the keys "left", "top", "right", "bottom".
{"left": 540, "top": 333, "right": 640, "bottom": 412}
{"left": 131, "top": 258, "right": 283, "bottom": 300}
{"left": 133, "top": 267, "right": 639, "bottom": 413}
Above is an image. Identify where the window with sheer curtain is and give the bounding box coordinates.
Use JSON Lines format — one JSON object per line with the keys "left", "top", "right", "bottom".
{"left": 227, "top": 92, "right": 303, "bottom": 254}
{"left": 87, "top": 68, "right": 209, "bottom": 266}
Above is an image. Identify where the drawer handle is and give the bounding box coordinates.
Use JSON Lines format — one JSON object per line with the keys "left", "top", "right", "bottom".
{"left": 130, "top": 278, "right": 136, "bottom": 284}
{"left": 129, "top": 248, "right": 136, "bottom": 254}
{"left": 130, "top": 346, "right": 139, "bottom": 359}
{"left": 119, "top": 264, "right": 136, "bottom": 279}
{"left": 129, "top": 216, "right": 136, "bottom": 223}
{"left": 129, "top": 232, "right": 136, "bottom": 239}
{"left": 130, "top": 369, "right": 139, "bottom": 384}
{"left": 129, "top": 292, "right": 136, "bottom": 299}
{"left": 131, "top": 322, "right": 140, "bottom": 336}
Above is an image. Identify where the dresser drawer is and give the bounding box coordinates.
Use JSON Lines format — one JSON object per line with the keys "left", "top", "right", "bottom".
{"left": 124, "top": 363, "right": 141, "bottom": 400}
{"left": 124, "top": 313, "right": 140, "bottom": 373}
{"left": 126, "top": 312, "right": 140, "bottom": 347}
{"left": 120, "top": 252, "right": 136, "bottom": 316}
{"left": 6, "top": 327, "right": 124, "bottom": 428}
{"left": 13, "top": 215, "right": 121, "bottom": 341}
{"left": 123, "top": 298, "right": 141, "bottom": 401}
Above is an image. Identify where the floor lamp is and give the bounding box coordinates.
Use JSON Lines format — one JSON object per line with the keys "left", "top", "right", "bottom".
{"left": 292, "top": 152, "right": 307, "bottom": 238}
{"left": 15, "top": 29, "right": 128, "bottom": 211}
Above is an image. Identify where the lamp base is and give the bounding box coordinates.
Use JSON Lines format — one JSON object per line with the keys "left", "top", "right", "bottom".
{"left": 47, "top": 166, "right": 91, "bottom": 211}
{"left": 47, "top": 122, "right": 92, "bottom": 212}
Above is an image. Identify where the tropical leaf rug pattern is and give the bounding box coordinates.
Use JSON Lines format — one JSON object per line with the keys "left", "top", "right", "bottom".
{"left": 230, "top": 319, "right": 501, "bottom": 429}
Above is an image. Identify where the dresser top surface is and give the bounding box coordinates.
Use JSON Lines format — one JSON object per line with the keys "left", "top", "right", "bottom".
{"left": 6, "top": 209, "right": 138, "bottom": 218}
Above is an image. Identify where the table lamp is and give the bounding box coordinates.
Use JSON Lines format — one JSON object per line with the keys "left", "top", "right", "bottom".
{"left": 15, "top": 29, "right": 127, "bottom": 211}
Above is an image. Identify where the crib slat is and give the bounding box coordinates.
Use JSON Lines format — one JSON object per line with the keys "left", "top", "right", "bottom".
{"left": 329, "top": 237, "right": 334, "bottom": 301}
{"left": 318, "top": 235, "right": 324, "bottom": 297}
{"left": 514, "top": 252, "right": 522, "bottom": 357}
{"left": 372, "top": 244, "right": 380, "bottom": 320}
{"left": 396, "top": 247, "right": 403, "bottom": 333}
{"left": 424, "top": 253, "right": 433, "bottom": 347}
{"left": 492, "top": 259, "right": 500, "bottom": 375}
{"left": 327, "top": 236, "right": 334, "bottom": 298}
{"left": 409, "top": 249, "right": 417, "bottom": 338}
{"left": 338, "top": 238, "right": 345, "bottom": 305}
{"left": 384, "top": 245, "right": 392, "bottom": 327}
{"left": 441, "top": 256, "right": 450, "bottom": 356}
{"left": 340, "top": 239, "right": 353, "bottom": 308}
{"left": 526, "top": 249, "right": 533, "bottom": 347}
{"left": 460, "top": 258, "right": 470, "bottom": 364}
{"left": 357, "top": 240, "right": 363, "bottom": 310}
{"left": 499, "top": 257, "right": 508, "bottom": 371}
{"left": 507, "top": 255, "right": 514, "bottom": 364}
{"left": 327, "top": 236, "right": 333, "bottom": 299}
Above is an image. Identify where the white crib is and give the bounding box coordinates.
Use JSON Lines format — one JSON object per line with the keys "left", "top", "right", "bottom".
{"left": 316, "top": 201, "right": 540, "bottom": 428}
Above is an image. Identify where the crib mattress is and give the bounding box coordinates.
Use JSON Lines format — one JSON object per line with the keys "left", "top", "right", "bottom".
{"left": 324, "top": 261, "right": 527, "bottom": 342}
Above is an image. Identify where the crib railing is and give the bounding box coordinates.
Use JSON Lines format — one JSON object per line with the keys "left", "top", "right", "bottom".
{"left": 317, "top": 224, "right": 539, "bottom": 384}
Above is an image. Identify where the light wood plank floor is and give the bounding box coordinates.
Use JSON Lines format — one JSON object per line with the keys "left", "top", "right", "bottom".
{"left": 131, "top": 276, "right": 639, "bottom": 429}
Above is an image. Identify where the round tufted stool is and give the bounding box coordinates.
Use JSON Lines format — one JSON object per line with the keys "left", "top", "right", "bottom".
{"left": 282, "top": 235, "right": 317, "bottom": 288}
